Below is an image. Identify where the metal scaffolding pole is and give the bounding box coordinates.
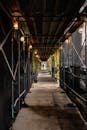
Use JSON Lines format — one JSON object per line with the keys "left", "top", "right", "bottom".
{"left": 23, "top": 41, "right": 26, "bottom": 92}
{"left": 18, "top": 30, "right": 21, "bottom": 110}
{"left": 85, "top": 22, "right": 87, "bottom": 89}
{"left": 11, "top": 36, "right": 14, "bottom": 119}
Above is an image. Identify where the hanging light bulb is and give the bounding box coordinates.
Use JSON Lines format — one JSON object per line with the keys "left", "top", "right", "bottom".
{"left": 78, "top": 27, "right": 83, "bottom": 33}
{"left": 34, "top": 50, "right": 37, "bottom": 55}
{"left": 59, "top": 46, "right": 63, "bottom": 50}
{"left": 65, "top": 37, "right": 72, "bottom": 45}
{"left": 20, "top": 36, "right": 25, "bottom": 42}
{"left": 13, "top": 20, "right": 18, "bottom": 30}
{"left": 29, "top": 44, "right": 32, "bottom": 49}
{"left": 65, "top": 39, "right": 69, "bottom": 44}
{"left": 36, "top": 54, "right": 39, "bottom": 58}
{"left": 28, "top": 44, "right": 32, "bottom": 52}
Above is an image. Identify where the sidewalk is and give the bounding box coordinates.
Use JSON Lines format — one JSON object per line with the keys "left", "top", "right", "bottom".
{"left": 12, "top": 71, "right": 87, "bottom": 130}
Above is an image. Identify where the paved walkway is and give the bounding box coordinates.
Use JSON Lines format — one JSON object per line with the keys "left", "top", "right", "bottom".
{"left": 12, "top": 71, "right": 87, "bottom": 130}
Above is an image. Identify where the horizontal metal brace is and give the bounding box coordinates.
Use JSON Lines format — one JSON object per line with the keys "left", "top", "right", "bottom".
{"left": 33, "top": 47, "right": 59, "bottom": 49}
{"left": 31, "top": 34, "right": 62, "bottom": 37}
{"left": 63, "top": 80, "right": 87, "bottom": 103}
{"left": 25, "top": 14, "right": 76, "bottom": 18}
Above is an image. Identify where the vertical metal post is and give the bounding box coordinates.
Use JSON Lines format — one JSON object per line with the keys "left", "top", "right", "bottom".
{"left": 85, "top": 22, "right": 87, "bottom": 88}
{"left": 68, "top": 43, "right": 69, "bottom": 67}
{"left": 61, "top": 45, "right": 65, "bottom": 89}
{"left": 30, "top": 51, "right": 32, "bottom": 87}
{"left": 11, "top": 36, "right": 14, "bottom": 119}
{"left": 59, "top": 48, "right": 61, "bottom": 87}
{"left": 27, "top": 37, "right": 30, "bottom": 91}
{"left": 18, "top": 30, "right": 21, "bottom": 110}
{"left": 23, "top": 42, "right": 26, "bottom": 91}
{"left": 72, "top": 45, "right": 74, "bottom": 89}
{"left": 62, "top": 46, "right": 65, "bottom": 89}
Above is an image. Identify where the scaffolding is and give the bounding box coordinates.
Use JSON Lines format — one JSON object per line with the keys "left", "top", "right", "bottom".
{"left": 60, "top": 21, "right": 87, "bottom": 120}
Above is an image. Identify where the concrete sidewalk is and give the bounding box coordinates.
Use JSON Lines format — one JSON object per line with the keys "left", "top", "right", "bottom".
{"left": 12, "top": 71, "right": 87, "bottom": 130}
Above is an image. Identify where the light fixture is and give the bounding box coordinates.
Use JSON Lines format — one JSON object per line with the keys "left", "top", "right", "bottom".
{"left": 65, "top": 39, "right": 69, "bottom": 44}
{"left": 78, "top": 27, "right": 83, "bottom": 33}
{"left": 13, "top": 20, "right": 18, "bottom": 30}
{"left": 29, "top": 44, "right": 32, "bottom": 49}
{"left": 36, "top": 54, "right": 39, "bottom": 58}
{"left": 65, "top": 37, "right": 71, "bottom": 45}
{"left": 34, "top": 50, "right": 37, "bottom": 55}
{"left": 28, "top": 44, "right": 32, "bottom": 52}
{"left": 59, "top": 46, "right": 63, "bottom": 50}
{"left": 20, "top": 36, "right": 25, "bottom": 42}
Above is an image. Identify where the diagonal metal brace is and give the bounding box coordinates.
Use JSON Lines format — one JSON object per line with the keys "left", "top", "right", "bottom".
{"left": 1, "top": 49, "right": 15, "bottom": 80}
{"left": 0, "top": 29, "right": 12, "bottom": 48}
{"left": 72, "top": 42, "right": 85, "bottom": 67}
